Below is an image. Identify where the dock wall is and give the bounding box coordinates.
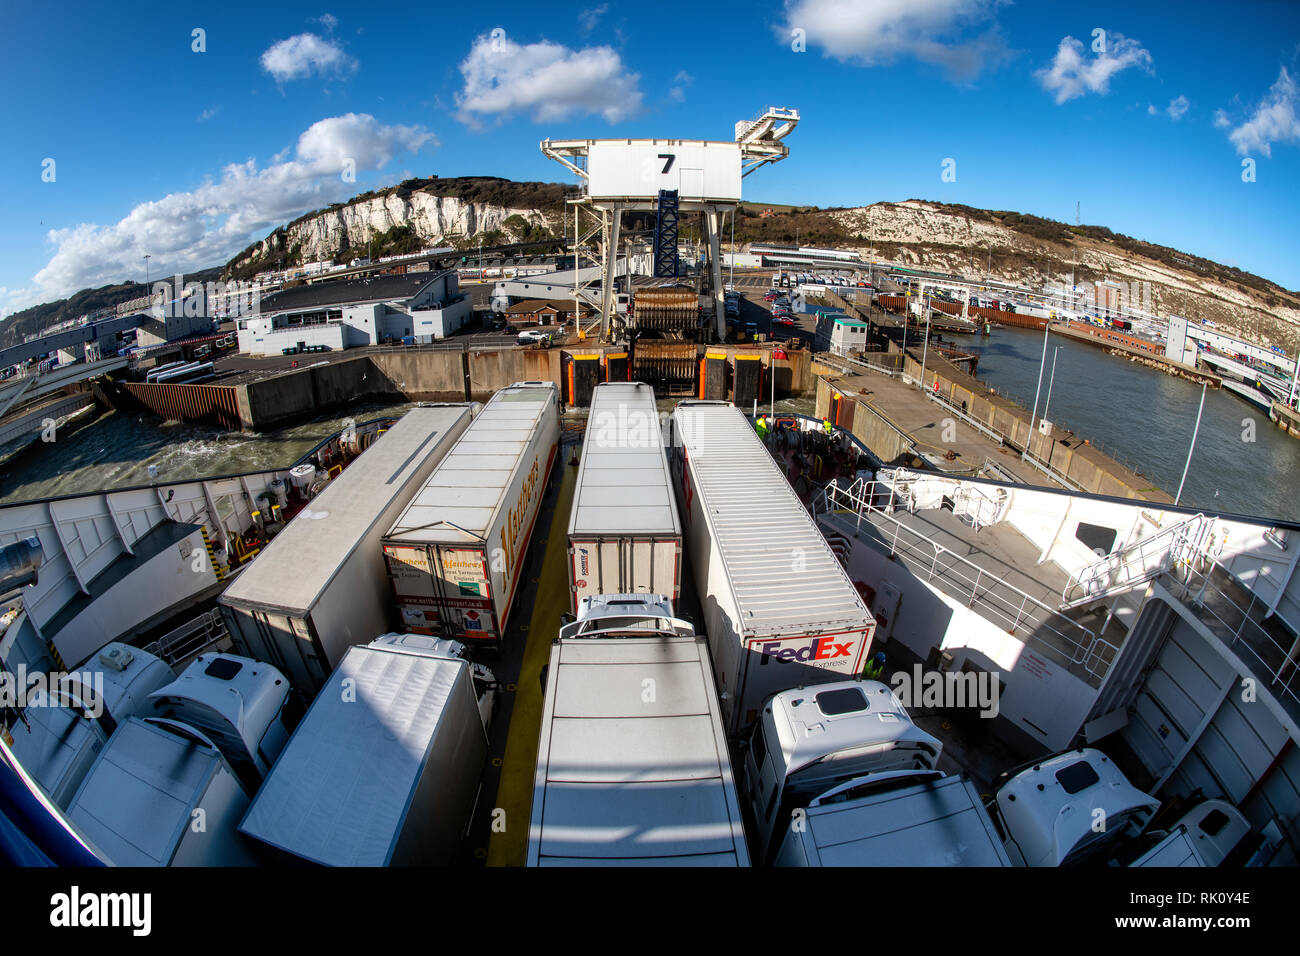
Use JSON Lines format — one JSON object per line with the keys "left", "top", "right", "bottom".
{"left": 114, "top": 343, "right": 814, "bottom": 431}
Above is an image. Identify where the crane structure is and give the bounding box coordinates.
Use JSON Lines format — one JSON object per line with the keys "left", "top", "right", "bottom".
{"left": 541, "top": 107, "right": 798, "bottom": 341}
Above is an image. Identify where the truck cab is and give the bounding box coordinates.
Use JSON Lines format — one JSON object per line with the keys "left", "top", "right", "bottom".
{"left": 742, "top": 680, "right": 942, "bottom": 863}
{"left": 557, "top": 593, "right": 694, "bottom": 641}
{"left": 987, "top": 747, "right": 1253, "bottom": 867}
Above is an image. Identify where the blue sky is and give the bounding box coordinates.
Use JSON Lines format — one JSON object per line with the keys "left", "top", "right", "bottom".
{"left": 2, "top": 0, "right": 1299, "bottom": 317}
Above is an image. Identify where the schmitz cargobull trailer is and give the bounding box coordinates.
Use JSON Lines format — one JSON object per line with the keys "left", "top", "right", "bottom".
{"left": 668, "top": 400, "right": 876, "bottom": 734}
{"left": 568, "top": 382, "right": 681, "bottom": 613}
{"left": 383, "top": 382, "right": 560, "bottom": 647}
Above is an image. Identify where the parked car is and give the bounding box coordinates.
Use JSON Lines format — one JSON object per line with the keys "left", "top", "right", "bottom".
{"left": 774, "top": 316, "right": 796, "bottom": 328}
{"left": 518, "top": 329, "right": 552, "bottom": 346}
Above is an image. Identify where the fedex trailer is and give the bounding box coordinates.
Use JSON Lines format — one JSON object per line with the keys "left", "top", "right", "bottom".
{"left": 668, "top": 401, "right": 876, "bottom": 734}
{"left": 568, "top": 382, "right": 682, "bottom": 613}
{"left": 383, "top": 382, "right": 560, "bottom": 647}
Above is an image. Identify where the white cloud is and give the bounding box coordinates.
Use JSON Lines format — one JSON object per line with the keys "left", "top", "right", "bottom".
{"left": 1221, "top": 67, "right": 1300, "bottom": 156}
{"left": 578, "top": 5, "right": 607, "bottom": 33}
{"left": 198, "top": 106, "right": 219, "bottom": 122}
{"left": 2, "top": 114, "right": 432, "bottom": 315}
{"left": 260, "top": 33, "right": 357, "bottom": 83}
{"left": 778, "top": 0, "right": 1010, "bottom": 82}
{"left": 1036, "top": 32, "right": 1153, "bottom": 104}
{"left": 669, "top": 69, "right": 694, "bottom": 102}
{"left": 313, "top": 13, "right": 339, "bottom": 30}
{"left": 455, "top": 30, "right": 643, "bottom": 124}
{"left": 1149, "top": 95, "right": 1189, "bottom": 120}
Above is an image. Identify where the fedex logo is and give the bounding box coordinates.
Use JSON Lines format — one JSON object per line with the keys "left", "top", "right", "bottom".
{"left": 757, "top": 637, "right": 855, "bottom": 665}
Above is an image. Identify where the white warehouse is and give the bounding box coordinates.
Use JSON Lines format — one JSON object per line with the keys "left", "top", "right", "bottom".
{"left": 236, "top": 271, "right": 471, "bottom": 355}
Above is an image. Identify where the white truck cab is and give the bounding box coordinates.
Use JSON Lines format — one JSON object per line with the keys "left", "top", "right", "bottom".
{"left": 991, "top": 747, "right": 1249, "bottom": 867}
{"left": 742, "top": 680, "right": 942, "bottom": 863}
{"left": 1123, "top": 799, "right": 1251, "bottom": 867}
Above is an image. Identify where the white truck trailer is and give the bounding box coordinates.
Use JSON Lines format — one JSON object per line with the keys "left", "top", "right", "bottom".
{"left": 568, "top": 382, "right": 681, "bottom": 613}
{"left": 238, "top": 636, "right": 492, "bottom": 866}
{"left": 668, "top": 400, "right": 876, "bottom": 733}
{"left": 528, "top": 594, "right": 750, "bottom": 866}
{"left": 221, "top": 403, "right": 476, "bottom": 692}
{"left": 383, "top": 382, "right": 560, "bottom": 648}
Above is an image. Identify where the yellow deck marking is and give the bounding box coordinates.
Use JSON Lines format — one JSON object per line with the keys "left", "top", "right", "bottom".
{"left": 487, "top": 463, "right": 576, "bottom": 867}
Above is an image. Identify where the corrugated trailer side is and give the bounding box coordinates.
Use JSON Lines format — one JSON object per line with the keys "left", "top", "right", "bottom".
{"left": 383, "top": 382, "right": 560, "bottom": 646}
{"left": 568, "top": 382, "right": 682, "bottom": 613}
{"left": 669, "top": 401, "right": 876, "bottom": 734}
{"left": 220, "top": 404, "right": 475, "bottom": 693}
{"left": 528, "top": 635, "right": 749, "bottom": 866}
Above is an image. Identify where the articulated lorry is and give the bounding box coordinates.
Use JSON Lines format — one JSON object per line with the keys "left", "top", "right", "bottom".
{"left": 383, "top": 382, "right": 560, "bottom": 647}
{"left": 528, "top": 593, "right": 750, "bottom": 866}
{"left": 568, "top": 382, "right": 682, "bottom": 613}
{"left": 741, "top": 679, "right": 951, "bottom": 863}
{"left": 669, "top": 401, "right": 875, "bottom": 733}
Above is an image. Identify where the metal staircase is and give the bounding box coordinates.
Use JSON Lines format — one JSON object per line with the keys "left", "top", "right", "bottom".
{"left": 1060, "top": 513, "right": 1208, "bottom": 610}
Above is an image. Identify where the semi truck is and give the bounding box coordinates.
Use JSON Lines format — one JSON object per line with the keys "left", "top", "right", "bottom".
{"left": 668, "top": 400, "right": 876, "bottom": 733}
{"left": 222, "top": 404, "right": 476, "bottom": 693}
{"left": 239, "top": 636, "right": 494, "bottom": 866}
{"left": 383, "top": 382, "right": 560, "bottom": 647}
{"left": 741, "top": 680, "right": 944, "bottom": 862}
{"left": 989, "top": 747, "right": 1251, "bottom": 867}
{"left": 528, "top": 593, "right": 750, "bottom": 866}
{"left": 568, "top": 382, "right": 682, "bottom": 613}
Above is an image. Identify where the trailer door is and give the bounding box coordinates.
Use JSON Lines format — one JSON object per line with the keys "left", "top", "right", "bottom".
{"left": 431, "top": 546, "right": 498, "bottom": 644}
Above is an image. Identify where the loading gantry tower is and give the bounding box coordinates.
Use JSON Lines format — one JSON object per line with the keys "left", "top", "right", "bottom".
{"left": 541, "top": 107, "right": 798, "bottom": 342}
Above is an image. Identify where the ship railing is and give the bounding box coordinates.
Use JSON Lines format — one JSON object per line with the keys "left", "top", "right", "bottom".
{"left": 820, "top": 478, "right": 1110, "bottom": 679}
{"left": 1164, "top": 560, "right": 1300, "bottom": 713}
{"left": 1061, "top": 513, "right": 1209, "bottom": 609}
{"left": 141, "top": 608, "right": 231, "bottom": 669}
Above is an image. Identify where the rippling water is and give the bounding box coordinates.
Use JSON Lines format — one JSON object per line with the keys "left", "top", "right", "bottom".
{"left": 952, "top": 325, "right": 1300, "bottom": 523}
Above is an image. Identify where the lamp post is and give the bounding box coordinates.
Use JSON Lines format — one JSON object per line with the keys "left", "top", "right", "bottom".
{"left": 1041, "top": 346, "right": 1062, "bottom": 426}
{"left": 919, "top": 286, "right": 932, "bottom": 395}
{"left": 1176, "top": 383, "right": 1207, "bottom": 505}
{"left": 1024, "top": 320, "right": 1051, "bottom": 460}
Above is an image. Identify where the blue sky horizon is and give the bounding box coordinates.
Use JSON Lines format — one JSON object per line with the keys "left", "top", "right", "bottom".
{"left": 2, "top": 0, "right": 1298, "bottom": 318}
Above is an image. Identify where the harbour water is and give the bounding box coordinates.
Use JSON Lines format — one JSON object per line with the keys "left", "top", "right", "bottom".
{"left": 951, "top": 325, "right": 1300, "bottom": 523}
